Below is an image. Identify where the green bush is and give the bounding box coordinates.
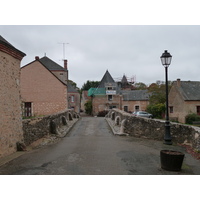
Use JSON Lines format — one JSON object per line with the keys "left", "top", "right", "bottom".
{"left": 84, "top": 100, "right": 93, "bottom": 115}
{"left": 185, "top": 113, "right": 200, "bottom": 124}
{"left": 147, "top": 103, "right": 165, "bottom": 119}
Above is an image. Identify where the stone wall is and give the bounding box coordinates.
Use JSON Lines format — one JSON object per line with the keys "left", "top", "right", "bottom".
{"left": 22, "top": 110, "right": 80, "bottom": 146}
{"left": 105, "top": 109, "right": 200, "bottom": 151}
{"left": 0, "top": 45, "right": 25, "bottom": 158}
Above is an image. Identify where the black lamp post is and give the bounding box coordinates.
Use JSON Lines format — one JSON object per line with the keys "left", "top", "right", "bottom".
{"left": 160, "top": 50, "right": 172, "bottom": 145}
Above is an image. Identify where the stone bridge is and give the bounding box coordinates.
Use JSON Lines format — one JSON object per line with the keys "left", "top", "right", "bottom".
{"left": 105, "top": 109, "right": 200, "bottom": 151}
{"left": 21, "top": 108, "right": 200, "bottom": 153}
{"left": 22, "top": 109, "right": 80, "bottom": 147}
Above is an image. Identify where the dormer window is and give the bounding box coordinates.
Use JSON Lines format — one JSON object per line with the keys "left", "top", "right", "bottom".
{"left": 107, "top": 86, "right": 115, "bottom": 90}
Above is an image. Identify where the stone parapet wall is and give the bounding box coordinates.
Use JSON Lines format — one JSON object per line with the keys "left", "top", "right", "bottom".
{"left": 22, "top": 109, "right": 80, "bottom": 146}
{"left": 105, "top": 109, "right": 200, "bottom": 151}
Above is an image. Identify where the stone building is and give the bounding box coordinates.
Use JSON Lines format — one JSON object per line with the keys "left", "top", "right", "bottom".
{"left": 0, "top": 35, "right": 26, "bottom": 157}
{"left": 88, "top": 70, "right": 150, "bottom": 116}
{"left": 20, "top": 56, "right": 68, "bottom": 116}
{"left": 169, "top": 79, "right": 200, "bottom": 123}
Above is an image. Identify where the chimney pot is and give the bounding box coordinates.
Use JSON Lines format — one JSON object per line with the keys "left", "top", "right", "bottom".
{"left": 35, "top": 56, "right": 39, "bottom": 60}
{"left": 177, "top": 78, "right": 181, "bottom": 87}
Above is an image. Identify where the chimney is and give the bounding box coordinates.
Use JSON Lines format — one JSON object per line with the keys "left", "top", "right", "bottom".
{"left": 177, "top": 78, "right": 181, "bottom": 87}
{"left": 64, "top": 59, "right": 68, "bottom": 81}
{"left": 35, "top": 56, "right": 39, "bottom": 60}
{"left": 64, "top": 59, "right": 68, "bottom": 69}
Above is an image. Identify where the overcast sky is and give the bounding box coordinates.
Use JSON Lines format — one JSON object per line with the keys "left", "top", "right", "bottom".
{"left": 1, "top": 25, "right": 200, "bottom": 88}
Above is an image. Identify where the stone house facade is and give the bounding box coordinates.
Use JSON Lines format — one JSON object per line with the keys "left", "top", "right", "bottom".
{"left": 20, "top": 56, "right": 68, "bottom": 116}
{"left": 88, "top": 70, "right": 150, "bottom": 116}
{"left": 169, "top": 79, "right": 200, "bottom": 123}
{"left": 0, "top": 35, "right": 26, "bottom": 157}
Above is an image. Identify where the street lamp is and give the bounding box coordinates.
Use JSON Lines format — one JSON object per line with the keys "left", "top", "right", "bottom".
{"left": 160, "top": 50, "right": 172, "bottom": 145}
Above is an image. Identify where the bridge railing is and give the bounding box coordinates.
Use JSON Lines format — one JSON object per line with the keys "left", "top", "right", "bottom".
{"left": 105, "top": 108, "right": 200, "bottom": 151}
{"left": 22, "top": 109, "right": 80, "bottom": 146}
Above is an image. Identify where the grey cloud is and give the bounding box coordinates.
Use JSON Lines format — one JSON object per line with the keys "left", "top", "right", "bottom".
{"left": 1, "top": 25, "right": 200, "bottom": 88}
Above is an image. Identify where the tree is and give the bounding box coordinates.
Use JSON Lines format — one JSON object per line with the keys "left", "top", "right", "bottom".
{"left": 68, "top": 80, "right": 77, "bottom": 88}
{"left": 147, "top": 81, "right": 172, "bottom": 119}
{"left": 134, "top": 82, "right": 147, "bottom": 90}
{"left": 84, "top": 100, "right": 93, "bottom": 115}
{"left": 148, "top": 81, "right": 172, "bottom": 105}
{"left": 81, "top": 80, "right": 100, "bottom": 91}
{"left": 147, "top": 103, "right": 165, "bottom": 119}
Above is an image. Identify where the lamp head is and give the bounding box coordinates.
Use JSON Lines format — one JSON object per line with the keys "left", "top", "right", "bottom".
{"left": 160, "top": 50, "right": 172, "bottom": 67}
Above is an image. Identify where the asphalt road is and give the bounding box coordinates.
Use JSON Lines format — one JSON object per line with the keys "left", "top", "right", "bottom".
{"left": 0, "top": 117, "right": 200, "bottom": 175}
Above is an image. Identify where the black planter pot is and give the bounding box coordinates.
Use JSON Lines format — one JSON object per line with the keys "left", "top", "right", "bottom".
{"left": 160, "top": 150, "right": 185, "bottom": 171}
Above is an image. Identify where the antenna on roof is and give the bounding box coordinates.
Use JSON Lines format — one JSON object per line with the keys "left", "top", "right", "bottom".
{"left": 58, "top": 42, "right": 69, "bottom": 60}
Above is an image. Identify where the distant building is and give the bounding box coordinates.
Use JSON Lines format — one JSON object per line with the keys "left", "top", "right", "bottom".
{"left": 0, "top": 35, "right": 26, "bottom": 157}
{"left": 121, "top": 90, "right": 151, "bottom": 113}
{"left": 169, "top": 79, "right": 200, "bottom": 123}
{"left": 67, "top": 81, "right": 81, "bottom": 113}
{"left": 88, "top": 70, "right": 151, "bottom": 115}
{"left": 81, "top": 90, "right": 91, "bottom": 112}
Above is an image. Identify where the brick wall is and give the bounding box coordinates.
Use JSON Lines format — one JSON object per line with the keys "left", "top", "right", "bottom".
{"left": 92, "top": 95, "right": 150, "bottom": 116}
{"left": 68, "top": 92, "right": 81, "bottom": 113}
{"left": 122, "top": 100, "right": 149, "bottom": 113}
{"left": 0, "top": 51, "right": 24, "bottom": 157}
{"left": 92, "top": 95, "right": 121, "bottom": 115}
{"left": 20, "top": 61, "right": 68, "bottom": 116}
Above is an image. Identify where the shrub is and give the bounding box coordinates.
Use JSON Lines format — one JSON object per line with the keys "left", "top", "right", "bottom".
{"left": 84, "top": 100, "right": 93, "bottom": 115}
{"left": 97, "top": 110, "right": 109, "bottom": 117}
{"left": 185, "top": 113, "right": 200, "bottom": 124}
{"left": 147, "top": 103, "right": 165, "bottom": 119}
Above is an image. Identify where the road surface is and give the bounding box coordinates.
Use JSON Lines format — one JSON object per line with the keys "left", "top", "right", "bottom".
{"left": 0, "top": 117, "right": 199, "bottom": 175}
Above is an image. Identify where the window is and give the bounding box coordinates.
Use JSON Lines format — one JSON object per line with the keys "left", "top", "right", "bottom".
{"left": 24, "top": 102, "right": 32, "bottom": 117}
{"left": 107, "top": 87, "right": 116, "bottom": 90}
{"left": 124, "top": 106, "right": 128, "bottom": 112}
{"left": 135, "top": 105, "right": 139, "bottom": 112}
{"left": 109, "top": 106, "right": 116, "bottom": 109}
{"left": 71, "top": 95, "right": 75, "bottom": 102}
{"left": 197, "top": 106, "right": 200, "bottom": 115}
{"left": 108, "top": 95, "right": 113, "bottom": 101}
{"left": 169, "top": 106, "right": 173, "bottom": 113}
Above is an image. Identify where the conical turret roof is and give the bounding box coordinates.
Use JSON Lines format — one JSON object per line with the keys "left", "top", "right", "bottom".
{"left": 98, "top": 70, "right": 115, "bottom": 88}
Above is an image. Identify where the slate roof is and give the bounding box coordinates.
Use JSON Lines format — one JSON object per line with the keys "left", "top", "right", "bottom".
{"left": 176, "top": 81, "right": 200, "bottom": 100}
{"left": 39, "top": 56, "right": 67, "bottom": 72}
{"left": 98, "top": 70, "right": 115, "bottom": 88}
{"left": 0, "top": 35, "right": 26, "bottom": 56}
{"left": 122, "top": 90, "right": 151, "bottom": 101}
{"left": 0, "top": 35, "right": 14, "bottom": 47}
{"left": 121, "top": 75, "right": 128, "bottom": 84}
{"left": 67, "top": 81, "right": 79, "bottom": 93}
